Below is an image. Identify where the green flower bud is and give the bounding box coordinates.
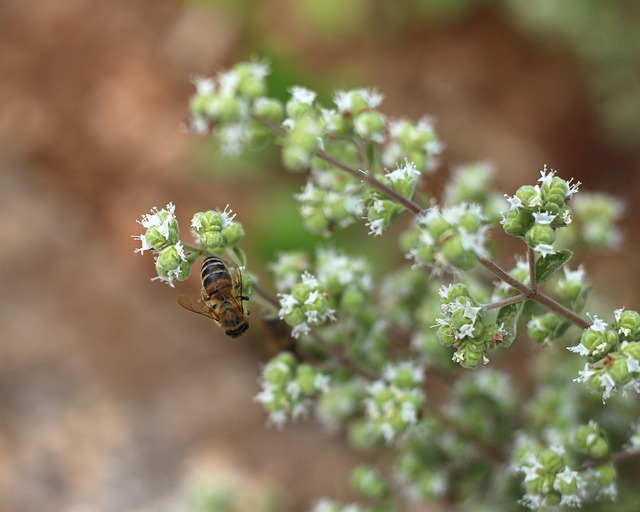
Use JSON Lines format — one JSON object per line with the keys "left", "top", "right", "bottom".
{"left": 347, "top": 418, "right": 380, "bottom": 450}
{"left": 437, "top": 324, "right": 456, "bottom": 347}
{"left": 541, "top": 176, "right": 568, "bottom": 207}
{"left": 296, "top": 364, "right": 318, "bottom": 395}
{"left": 217, "top": 95, "right": 243, "bottom": 123}
{"left": 426, "top": 215, "right": 452, "bottom": 240}
{"left": 503, "top": 209, "right": 534, "bottom": 237}
{"left": 193, "top": 211, "right": 224, "bottom": 231}
{"left": 595, "top": 463, "right": 616, "bottom": 486}
{"left": 527, "top": 313, "right": 560, "bottom": 344}
{"left": 221, "top": 222, "right": 244, "bottom": 247}
{"left": 284, "top": 307, "right": 306, "bottom": 327}
{"left": 608, "top": 356, "right": 632, "bottom": 386}
{"left": 538, "top": 449, "right": 564, "bottom": 474}
{"left": 458, "top": 211, "right": 482, "bottom": 233}
{"left": 253, "top": 97, "right": 284, "bottom": 123}
{"left": 200, "top": 230, "right": 223, "bottom": 249}
{"left": 341, "top": 286, "right": 366, "bottom": 314}
{"left": 354, "top": 111, "right": 386, "bottom": 141}
{"left": 441, "top": 235, "right": 478, "bottom": 270}
{"left": 616, "top": 310, "right": 640, "bottom": 341}
{"left": 526, "top": 224, "right": 556, "bottom": 247}
{"left": 620, "top": 341, "right": 640, "bottom": 360}
{"left": 575, "top": 423, "right": 610, "bottom": 458}
{"left": 580, "top": 328, "right": 618, "bottom": 362}
{"left": 351, "top": 466, "right": 389, "bottom": 499}
{"left": 234, "top": 63, "right": 267, "bottom": 99}
{"left": 264, "top": 356, "right": 296, "bottom": 387}
{"left": 156, "top": 245, "right": 187, "bottom": 275}
{"left": 516, "top": 185, "right": 541, "bottom": 209}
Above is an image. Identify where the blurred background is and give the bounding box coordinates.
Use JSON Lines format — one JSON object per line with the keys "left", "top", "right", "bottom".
{"left": 1, "top": 0, "right": 639, "bottom": 510}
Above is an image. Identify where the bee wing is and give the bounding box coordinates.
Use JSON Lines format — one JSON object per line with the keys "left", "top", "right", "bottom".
{"left": 228, "top": 266, "right": 248, "bottom": 312}
{"left": 177, "top": 295, "right": 221, "bottom": 325}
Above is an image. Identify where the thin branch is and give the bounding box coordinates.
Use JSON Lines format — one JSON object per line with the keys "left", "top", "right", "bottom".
{"left": 483, "top": 293, "right": 529, "bottom": 310}
{"left": 527, "top": 245, "right": 537, "bottom": 291}
{"left": 252, "top": 112, "right": 592, "bottom": 331}
{"left": 575, "top": 448, "right": 640, "bottom": 472}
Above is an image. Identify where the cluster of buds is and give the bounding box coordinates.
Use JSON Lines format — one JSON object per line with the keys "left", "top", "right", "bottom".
{"left": 570, "top": 310, "right": 640, "bottom": 400}
{"left": 558, "top": 191, "right": 624, "bottom": 249}
{"left": 254, "top": 352, "right": 330, "bottom": 428}
{"left": 133, "top": 203, "right": 190, "bottom": 286}
{"left": 277, "top": 272, "right": 335, "bottom": 338}
{"left": 435, "top": 284, "right": 502, "bottom": 368}
{"left": 364, "top": 362, "right": 425, "bottom": 443}
{"left": 315, "top": 248, "right": 373, "bottom": 316}
{"left": 574, "top": 421, "right": 610, "bottom": 459}
{"left": 403, "top": 203, "right": 489, "bottom": 273}
{"left": 443, "top": 162, "right": 507, "bottom": 223}
{"left": 501, "top": 167, "right": 580, "bottom": 256}
{"left": 351, "top": 465, "right": 390, "bottom": 500}
{"left": 191, "top": 206, "right": 244, "bottom": 251}
{"left": 381, "top": 117, "right": 442, "bottom": 172}
{"left": 513, "top": 444, "right": 586, "bottom": 509}
{"left": 133, "top": 203, "right": 247, "bottom": 286}
{"left": 364, "top": 160, "right": 421, "bottom": 236}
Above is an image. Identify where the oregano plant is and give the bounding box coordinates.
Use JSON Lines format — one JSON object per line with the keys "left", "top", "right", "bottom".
{"left": 133, "top": 61, "right": 639, "bottom": 511}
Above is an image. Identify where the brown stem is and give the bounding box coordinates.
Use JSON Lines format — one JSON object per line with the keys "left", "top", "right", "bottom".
{"left": 483, "top": 293, "right": 528, "bottom": 310}
{"left": 478, "top": 256, "right": 590, "bottom": 330}
{"left": 575, "top": 447, "right": 640, "bottom": 472}
{"left": 527, "top": 245, "right": 537, "bottom": 291}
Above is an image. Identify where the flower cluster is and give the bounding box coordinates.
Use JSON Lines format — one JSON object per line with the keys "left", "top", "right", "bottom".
{"left": 558, "top": 191, "right": 624, "bottom": 249}
{"left": 133, "top": 203, "right": 245, "bottom": 286}
{"left": 570, "top": 310, "right": 640, "bottom": 400}
{"left": 188, "top": 61, "right": 443, "bottom": 240}
{"left": 133, "top": 203, "right": 190, "bottom": 286}
{"left": 364, "top": 160, "right": 422, "bottom": 236}
{"left": 435, "top": 283, "right": 503, "bottom": 368}
{"left": 254, "top": 352, "right": 330, "bottom": 428}
{"left": 501, "top": 166, "right": 580, "bottom": 256}
{"left": 277, "top": 272, "right": 335, "bottom": 338}
{"left": 363, "top": 362, "right": 425, "bottom": 443}
{"left": 512, "top": 443, "right": 586, "bottom": 508}
{"left": 191, "top": 205, "right": 244, "bottom": 251}
{"left": 403, "top": 203, "right": 489, "bottom": 273}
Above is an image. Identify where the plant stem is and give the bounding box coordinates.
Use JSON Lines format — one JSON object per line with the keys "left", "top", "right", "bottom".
{"left": 528, "top": 245, "right": 537, "bottom": 291}
{"left": 575, "top": 448, "right": 640, "bottom": 472}
{"left": 252, "top": 112, "right": 591, "bottom": 331}
{"left": 483, "top": 293, "right": 529, "bottom": 310}
{"left": 478, "top": 255, "right": 590, "bottom": 330}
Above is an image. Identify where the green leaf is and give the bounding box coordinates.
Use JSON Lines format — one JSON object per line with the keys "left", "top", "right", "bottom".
{"left": 496, "top": 301, "right": 525, "bottom": 348}
{"left": 535, "top": 249, "right": 573, "bottom": 285}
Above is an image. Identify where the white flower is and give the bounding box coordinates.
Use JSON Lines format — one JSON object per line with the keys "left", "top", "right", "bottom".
{"left": 290, "top": 86, "right": 316, "bottom": 105}
{"left": 537, "top": 165, "right": 555, "bottom": 187}
{"left": 588, "top": 314, "right": 608, "bottom": 332}
{"left": 535, "top": 244, "right": 556, "bottom": 257}
{"left": 191, "top": 75, "right": 215, "bottom": 95}
{"left": 532, "top": 211, "right": 556, "bottom": 225}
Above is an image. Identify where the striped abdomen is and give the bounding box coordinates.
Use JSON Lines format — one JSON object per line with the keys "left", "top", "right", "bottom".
{"left": 201, "top": 257, "right": 233, "bottom": 299}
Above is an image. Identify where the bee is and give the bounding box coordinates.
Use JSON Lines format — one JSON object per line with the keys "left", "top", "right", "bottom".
{"left": 177, "top": 257, "right": 249, "bottom": 338}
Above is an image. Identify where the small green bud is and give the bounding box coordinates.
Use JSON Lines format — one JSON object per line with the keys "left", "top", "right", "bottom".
{"left": 595, "top": 463, "right": 616, "bottom": 486}
{"left": 526, "top": 224, "right": 556, "bottom": 247}
{"left": 538, "top": 449, "right": 564, "bottom": 474}
{"left": 253, "top": 97, "right": 284, "bottom": 123}
{"left": 193, "top": 211, "right": 224, "bottom": 231}
{"left": 441, "top": 235, "right": 478, "bottom": 270}
{"left": 284, "top": 307, "right": 306, "bottom": 327}
{"left": 426, "top": 215, "right": 452, "bottom": 240}
{"left": 608, "top": 356, "right": 632, "bottom": 386}
{"left": 437, "top": 324, "right": 456, "bottom": 347}
{"left": 156, "top": 245, "right": 187, "bottom": 275}
{"left": 516, "top": 185, "right": 541, "bottom": 209}
{"left": 541, "top": 176, "right": 568, "bottom": 207}
{"left": 200, "top": 230, "right": 223, "bottom": 249}
{"left": 527, "top": 313, "right": 560, "bottom": 344}
{"left": 575, "top": 422, "right": 610, "bottom": 458}
{"left": 503, "top": 209, "right": 534, "bottom": 237}
{"left": 296, "top": 364, "right": 318, "bottom": 395}
{"left": 351, "top": 465, "right": 389, "bottom": 499}
{"left": 620, "top": 341, "right": 640, "bottom": 360}
{"left": 234, "top": 63, "right": 267, "bottom": 99}
{"left": 264, "top": 357, "right": 295, "bottom": 387}
{"left": 341, "top": 286, "right": 366, "bottom": 314}
{"left": 616, "top": 310, "right": 640, "bottom": 341}
{"left": 221, "top": 222, "right": 244, "bottom": 247}
{"left": 217, "top": 95, "right": 243, "bottom": 123}
{"left": 354, "top": 111, "right": 386, "bottom": 141}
